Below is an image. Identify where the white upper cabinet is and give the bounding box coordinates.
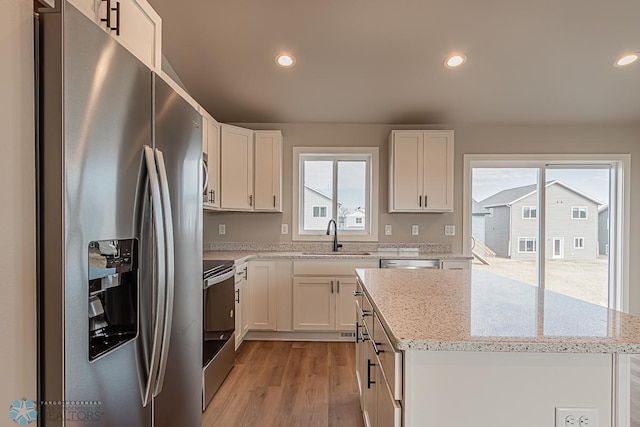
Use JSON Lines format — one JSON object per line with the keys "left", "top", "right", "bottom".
{"left": 67, "top": 0, "right": 161, "bottom": 70}
{"left": 388, "top": 130, "right": 454, "bottom": 212}
{"left": 220, "top": 124, "right": 254, "bottom": 211}
{"left": 253, "top": 131, "right": 283, "bottom": 212}
{"left": 201, "top": 112, "right": 220, "bottom": 209}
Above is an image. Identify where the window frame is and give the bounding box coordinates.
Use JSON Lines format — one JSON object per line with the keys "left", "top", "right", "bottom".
{"left": 518, "top": 237, "right": 537, "bottom": 253}
{"left": 571, "top": 206, "right": 588, "bottom": 220}
{"left": 574, "top": 237, "right": 585, "bottom": 249}
{"left": 292, "top": 147, "right": 379, "bottom": 242}
{"left": 312, "top": 206, "right": 328, "bottom": 218}
{"left": 522, "top": 206, "right": 537, "bottom": 219}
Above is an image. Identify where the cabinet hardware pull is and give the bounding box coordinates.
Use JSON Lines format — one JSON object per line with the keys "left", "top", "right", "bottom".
{"left": 367, "top": 359, "right": 376, "bottom": 389}
{"left": 235, "top": 289, "right": 240, "bottom": 304}
{"left": 273, "top": 195, "right": 276, "bottom": 208}
{"left": 359, "top": 308, "right": 371, "bottom": 318}
{"left": 330, "top": 280, "right": 334, "bottom": 294}
{"left": 355, "top": 321, "right": 360, "bottom": 343}
{"left": 209, "top": 190, "right": 214, "bottom": 204}
{"left": 244, "top": 266, "right": 248, "bottom": 280}
{"left": 249, "top": 195, "right": 252, "bottom": 207}
{"left": 372, "top": 340, "right": 384, "bottom": 355}
{"left": 101, "top": 0, "right": 112, "bottom": 28}
{"left": 353, "top": 290, "right": 363, "bottom": 297}
{"left": 419, "top": 195, "right": 422, "bottom": 207}
{"left": 425, "top": 195, "right": 428, "bottom": 207}
{"left": 113, "top": 2, "right": 120, "bottom": 36}
{"left": 337, "top": 280, "right": 340, "bottom": 293}
{"left": 360, "top": 331, "right": 368, "bottom": 342}
{"left": 212, "top": 190, "right": 215, "bottom": 204}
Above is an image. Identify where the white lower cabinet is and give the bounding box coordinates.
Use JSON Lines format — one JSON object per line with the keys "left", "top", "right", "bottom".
{"left": 234, "top": 263, "right": 249, "bottom": 349}
{"left": 247, "top": 261, "right": 276, "bottom": 330}
{"left": 293, "top": 277, "right": 335, "bottom": 330}
{"left": 356, "top": 278, "right": 402, "bottom": 427}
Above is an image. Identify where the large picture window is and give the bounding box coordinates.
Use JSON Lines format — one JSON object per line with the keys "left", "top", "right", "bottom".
{"left": 293, "top": 147, "right": 379, "bottom": 241}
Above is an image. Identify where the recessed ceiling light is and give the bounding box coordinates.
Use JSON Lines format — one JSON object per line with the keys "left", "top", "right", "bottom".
{"left": 445, "top": 54, "right": 466, "bottom": 68}
{"left": 275, "top": 53, "right": 296, "bottom": 68}
{"left": 614, "top": 53, "right": 639, "bottom": 67}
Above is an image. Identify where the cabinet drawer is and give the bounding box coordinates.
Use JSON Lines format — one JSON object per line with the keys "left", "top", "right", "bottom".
{"left": 440, "top": 259, "right": 470, "bottom": 270}
{"left": 360, "top": 292, "right": 374, "bottom": 335}
{"left": 373, "top": 313, "right": 402, "bottom": 400}
{"left": 293, "top": 260, "right": 378, "bottom": 276}
{"left": 377, "top": 377, "right": 402, "bottom": 427}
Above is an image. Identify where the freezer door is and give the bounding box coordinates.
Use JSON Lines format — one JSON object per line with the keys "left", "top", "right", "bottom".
{"left": 39, "top": 3, "right": 153, "bottom": 426}
{"left": 152, "top": 75, "right": 203, "bottom": 427}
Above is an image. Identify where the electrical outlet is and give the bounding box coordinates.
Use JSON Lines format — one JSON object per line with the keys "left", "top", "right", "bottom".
{"left": 281, "top": 224, "right": 288, "bottom": 234}
{"left": 444, "top": 225, "right": 455, "bottom": 236}
{"left": 385, "top": 225, "right": 392, "bottom": 235}
{"left": 218, "top": 224, "right": 226, "bottom": 235}
{"left": 555, "top": 408, "right": 599, "bottom": 427}
{"left": 411, "top": 225, "right": 419, "bottom": 236}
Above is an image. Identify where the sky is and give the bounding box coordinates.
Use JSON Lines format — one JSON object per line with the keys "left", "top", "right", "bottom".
{"left": 472, "top": 168, "right": 610, "bottom": 205}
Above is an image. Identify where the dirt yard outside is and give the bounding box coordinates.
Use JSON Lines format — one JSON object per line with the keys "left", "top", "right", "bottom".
{"left": 472, "top": 256, "right": 609, "bottom": 306}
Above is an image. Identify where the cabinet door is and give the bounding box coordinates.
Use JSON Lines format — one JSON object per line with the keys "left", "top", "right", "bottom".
{"left": 247, "top": 261, "right": 276, "bottom": 330}
{"left": 205, "top": 118, "right": 220, "bottom": 208}
{"left": 422, "top": 131, "right": 454, "bottom": 212}
{"left": 234, "top": 279, "right": 242, "bottom": 349}
{"left": 355, "top": 303, "right": 366, "bottom": 410}
{"left": 94, "top": 0, "right": 162, "bottom": 70}
{"left": 293, "top": 277, "right": 335, "bottom": 330}
{"left": 377, "top": 381, "right": 402, "bottom": 427}
{"left": 221, "top": 125, "right": 254, "bottom": 210}
{"left": 241, "top": 266, "right": 251, "bottom": 337}
{"left": 254, "top": 131, "right": 282, "bottom": 212}
{"left": 335, "top": 276, "right": 357, "bottom": 330}
{"left": 363, "top": 342, "right": 378, "bottom": 427}
{"left": 389, "top": 131, "right": 423, "bottom": 211}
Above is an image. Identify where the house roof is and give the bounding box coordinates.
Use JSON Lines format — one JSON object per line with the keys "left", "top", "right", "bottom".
{"left": 471, "top": 199, "right": 490, "bottom": 215}
{"left": 346, "top": 208, "right": 365, "bottom": 217}
{"left": 480, "top": 180, "right": 603, "bottom": 208}
{"left": 303, "top": 184, "right": 342, "bottom": 206}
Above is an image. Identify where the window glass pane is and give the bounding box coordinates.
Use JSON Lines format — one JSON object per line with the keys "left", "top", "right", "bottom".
{"left": 302, "top": 160, "right": 333, "bottom": 231}
{"left": 472, "top": 168, "right": 539, "bottom": 287}
{"left": 337, "top": 161, "right": 367, "bottom": 231}
{"left": 545, "top": 169, "right": 609, "bottom": 306}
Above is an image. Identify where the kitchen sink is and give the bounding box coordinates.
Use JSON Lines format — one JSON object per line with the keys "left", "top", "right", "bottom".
{"left": 301, "top": 251, "right": 371, "bottom": 256}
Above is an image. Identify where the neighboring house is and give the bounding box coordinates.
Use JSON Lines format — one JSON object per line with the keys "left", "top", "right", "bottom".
{"left": 598, "top": 205, "right": 609, "bottom": 255}
{"left": 345, "top": 208, "right": 366, "bottom": 230}
{"left": 480, "top": 180, "right": 601, "bottom": 260}
{"left": 303, "top": 185, "right": 339, "bottom": 230}
{"left": 471, "top": 198, "right": 490, "bottom": 244}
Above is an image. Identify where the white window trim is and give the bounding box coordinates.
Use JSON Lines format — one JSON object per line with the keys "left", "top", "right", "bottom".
{"left": 518, "top": 237, "right": 537, "bottom": 253}
{"left": 462, "top": 153, "right": 630, "bottom": 314}
{"left": 522, "top": 206, "right": 537, "bottom": 219}
{"left": 574, "top": 237, "right": 585, "bottom": 249}
{"left": 571, "top": 206, "right": 588, "bottom": 220}
{"left": 292, "top": 147, "right": 379, "bottom": 242}
{"left": 312, "top": 205, "right": 328, "bottom": 218}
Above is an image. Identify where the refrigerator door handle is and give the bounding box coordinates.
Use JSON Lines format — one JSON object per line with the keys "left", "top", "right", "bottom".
{"left": 141, "top": 145, "right": 167, "bottom": 407}
{"left": 153, "top": 148, "right": 175, "bottom": 397}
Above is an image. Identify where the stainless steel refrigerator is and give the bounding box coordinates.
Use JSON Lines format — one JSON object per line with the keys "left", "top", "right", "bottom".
{"left": 37, "top": 2, "right": 202, "bottom": 426}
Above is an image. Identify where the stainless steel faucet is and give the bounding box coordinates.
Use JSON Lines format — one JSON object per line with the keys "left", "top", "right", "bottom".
{"left": 326, "top": 219, "right": 342, "bottom": 252}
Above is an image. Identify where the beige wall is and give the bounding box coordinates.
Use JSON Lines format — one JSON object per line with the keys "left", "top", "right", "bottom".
{"left": 204, "top": 122, "right": 640, "bottom": 311}
{"left": 0, "top": 0, "right": 37, "bottom": 407}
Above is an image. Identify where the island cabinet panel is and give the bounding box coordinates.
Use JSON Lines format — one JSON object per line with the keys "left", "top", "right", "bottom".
{"left": 403, "top": 351, "right": 613, "bottom": 427}
{"left": 373, "top": 313, "right": 402, "bottom": 401}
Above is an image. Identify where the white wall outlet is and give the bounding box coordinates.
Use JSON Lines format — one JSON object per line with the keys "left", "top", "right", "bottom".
{"left": 218, "top": 224, "right": 226, "bottom": 235}
{"left": 444, "top": 225, "right": 455, "bottom": 236}
{"left": 555, "top": 408, "right": 599, "bottom": 427}
{"left": 385, "top": 225, "right": 392, "bottom": 235}
{"left": 411, "top": 225, "right": 419, "bottom": 236}
{"left": 281, "top": 224, "right": 289, "bottom": 234}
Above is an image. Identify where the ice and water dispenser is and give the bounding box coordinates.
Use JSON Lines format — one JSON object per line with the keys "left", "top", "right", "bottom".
{"left": 88, "top": 239, "right": 138, "bottom": 361}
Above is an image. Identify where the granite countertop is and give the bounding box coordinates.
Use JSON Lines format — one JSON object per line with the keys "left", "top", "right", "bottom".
{"left": 203, "top": 250, "right": 471, "bottom": 264}
{"left": 356, "top": 268, "right": 640, "bottom": 354}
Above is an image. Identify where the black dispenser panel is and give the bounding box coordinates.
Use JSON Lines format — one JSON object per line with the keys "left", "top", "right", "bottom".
{"left": 88, "top": 239, "right": 138, "bottom": 361}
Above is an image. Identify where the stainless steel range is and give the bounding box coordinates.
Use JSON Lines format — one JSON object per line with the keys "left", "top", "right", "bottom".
{"left": 202, "top": 260, "right": 236, "bottom": 410}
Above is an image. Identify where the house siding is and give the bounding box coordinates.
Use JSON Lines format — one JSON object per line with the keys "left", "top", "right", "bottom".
{"left": 303, "top": 187, "right": 333, "bottom": 230}
{"left": 510, "top": 184, "right": 599, "bottom": 260}
{"left": 484, "top": 206, "right": 511, "bottom": 257}
{"left": 598, "top": 208, "right": 609, "bottom": 255}
{"left": 472, "top": 215, "right": 486, "bottom": 244}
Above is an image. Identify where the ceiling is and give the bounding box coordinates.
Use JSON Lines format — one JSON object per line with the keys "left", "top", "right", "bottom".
{"left": 148, "top": 0, "right": 640, "bottom": 125}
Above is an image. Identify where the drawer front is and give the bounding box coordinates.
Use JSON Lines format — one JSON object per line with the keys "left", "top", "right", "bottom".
{"left": 360, "top": 292, "right": 374, "bottom": 334}
{"left": 377, "top": 378, "right": 402, "bottom": 427}
{"left": 373, "top": 313, "right": 402, "bottom": 400}
{"left": 293, "top": 260, "right": 378, "bottom": 276}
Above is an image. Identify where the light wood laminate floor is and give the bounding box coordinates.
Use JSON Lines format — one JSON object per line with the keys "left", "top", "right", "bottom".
{"left": 202, "top": 341, "right": 364, "bottom": 427}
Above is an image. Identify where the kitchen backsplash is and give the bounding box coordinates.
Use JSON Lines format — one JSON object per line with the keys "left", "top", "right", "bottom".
{"left": 204, "top": 241, "right": 452, "bottom": 253}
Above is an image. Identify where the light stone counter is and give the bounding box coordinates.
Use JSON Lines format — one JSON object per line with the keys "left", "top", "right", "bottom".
{"left": 356, "top": 268, "right": 640, "bottom": 353}
{"left": 203, "top": 250, "right": 470, "bottom": 264}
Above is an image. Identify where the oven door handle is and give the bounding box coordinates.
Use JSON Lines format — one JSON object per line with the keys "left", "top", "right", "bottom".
{"left": 204, "top": 268, "right": 236, "bottom": 289}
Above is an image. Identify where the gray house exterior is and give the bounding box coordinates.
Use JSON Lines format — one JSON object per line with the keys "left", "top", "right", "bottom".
{"left": 471, "top": 198, "right": 490, "bottom": 244}
{"left": 480, "top": 181, "right": 601, "bottom": 260}
{"left": 598, "top": 206, "right": 609, "bottom": 255}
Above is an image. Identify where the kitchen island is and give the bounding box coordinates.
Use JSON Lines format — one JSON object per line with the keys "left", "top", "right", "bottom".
{"left": 354, "top": 268, "right": 640, "bottom": 427}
